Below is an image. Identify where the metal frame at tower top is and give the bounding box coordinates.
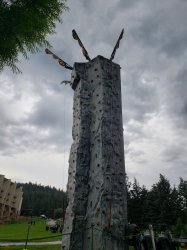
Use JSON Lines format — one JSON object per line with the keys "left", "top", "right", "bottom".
{"left": 45, "top": 28, "right": 124, "bottom": 71}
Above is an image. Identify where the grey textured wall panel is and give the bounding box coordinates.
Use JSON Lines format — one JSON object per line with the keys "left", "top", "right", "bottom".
{"left": 62, "top": 56, "right": 127, "bottom": 250}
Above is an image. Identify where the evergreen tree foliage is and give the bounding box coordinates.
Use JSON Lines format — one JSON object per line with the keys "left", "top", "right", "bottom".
{"left": 175, "top": 217, "right": 185, "bottom": 237}
{"left": 127, "top": 178, "right": 148, "bottom": 225}
{"left": 178, "top": 178, "right": 187, "bottom": 223}
{"left": 144, "top": 174, "right": 179, "bottom": 225}
{"left": 0, "top": 0, "right": 67, "bottom": 72}
{"left": 127, "top": 174, "right": 186, "bottom": 229}
{"left": 54, "top": 207, "right": 63, "bottom": 219}
{"left": 17, "top": 182, "right": 67, "bottom": 218}
{"left": 178, "top": 178, "right": 187, "bottom": 206}
{"left": 147, "top": 174, "right": 172, "bottom": 224}
{"left": 18, "top": 175, "right": 186, "bottom": 229}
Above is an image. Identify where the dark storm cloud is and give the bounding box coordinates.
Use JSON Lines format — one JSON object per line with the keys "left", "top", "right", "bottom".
{"left": 176, "top": 68, "right": 187, "bottom": 119}
{"left": 0, "top": 116, "right": 72, "bottom": 155}
{"left": 162, "top": 143, "right": 187, "bottom": 183}
{"left": 28, "top": 92, "right": 72, "bottom": 129}
{"left": 123, "top": 70, "right": 159, "bottom": 123}
{"left": 129, "top": 0, "right": 187, "bottom": 57}
{"left": 161, "top": 32, "right": 187, "bottom": 58}
{"left": 164, "top": 67, "right": 187, "bottom": 129}
{"left": 27, "top": 89, "right": 73, "bottom": 147}
{"left": 117, "top": 0, "right": 139, "bottom": 8}
{"left": 0, "top": 0, "right": 187, "bottom": 187}
{"left": 0, "top": 60, "right": 73, "bottom": 155}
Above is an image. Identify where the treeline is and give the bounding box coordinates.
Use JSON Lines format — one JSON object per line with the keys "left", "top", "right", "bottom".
{"left": 18, "top": 174, "right": 187, "bottom": 232}
{"left": 127, "top": 174, "right": 187, "bottom": 231}
{"left": 17, "top": 182, "right": 67, "bottom": 218}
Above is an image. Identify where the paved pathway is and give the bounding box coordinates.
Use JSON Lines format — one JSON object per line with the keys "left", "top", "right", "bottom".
{"left": 0, "top": 241, "right": 61, "bottom": 246}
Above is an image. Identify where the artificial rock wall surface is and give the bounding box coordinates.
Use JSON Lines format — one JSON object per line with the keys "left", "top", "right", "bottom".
{"left": 62, "top": 56, "right": 127, "bottom": 250}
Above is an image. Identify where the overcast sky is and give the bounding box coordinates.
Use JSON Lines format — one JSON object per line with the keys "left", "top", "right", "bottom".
{"left": 0, "top": 0, "right": 187, "bottom": 190}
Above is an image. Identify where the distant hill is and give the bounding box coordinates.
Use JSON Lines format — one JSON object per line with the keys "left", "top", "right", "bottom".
{"left": 17, "top": 182, "right": 67, "bottom": 218}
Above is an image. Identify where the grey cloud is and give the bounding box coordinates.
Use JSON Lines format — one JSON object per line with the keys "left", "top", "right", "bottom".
{"left": 117, "top": 0, "right": 139, "bottom": 9}
{"left": 161, "top": 32, "right": 187, "bottom": 58}
{"left": 26, "top": 89, "right": 73, "bottom": 148}
{"left": 0, "top": 125, "right": 31, "bottom": 155}
{"left": 0, "top": 132, "right": 12, "bottom": 154}
{"left": 163, "top": 144, "right": 186, "bottom": 163}
{"left": 182, "top": 101, "right": 187, "bottom": 118}
{"left": 164, "top": 67, "right": 187, "bottom": 128}
{"left": 123, "top": 70, "right": 160, "bottom": 123}
{"left": 123, "top": 119, "right": 147, "bottom": 149}
{"left": 130, "top": 16, "right": 160, "bottom": 49}
{"left": 129, "top": 1, "right": 187, "bottom": 58}
{"left": 129, "top": 149, "right": 144, "bottom": 157}
{"left": 0, "top": 63, "right": 74, "bottom": 155}
{"left": 28, "top": 92, "right": 72, "bottom": 128}
{"left": 161, "top": 141, "right": 187, "bottom": 185}
{"left": 0, "top": 0, "right": 187, "bottom": 188}
{"left": 0, "top": 121, "right": 71, "bottom": 155}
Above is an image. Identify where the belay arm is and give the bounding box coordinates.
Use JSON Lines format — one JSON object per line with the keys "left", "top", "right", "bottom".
{"left": 110, "top": 28, "right": 124, "bottom": 61}
{"left": 72, "top": 29, "right": 91, "bottom": 61}
{"left": 45, "top": 48, "right": 73, "bottom": 70}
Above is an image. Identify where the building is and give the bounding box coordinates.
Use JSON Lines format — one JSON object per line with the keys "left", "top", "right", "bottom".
{"left": 0, "top": 174, "right": 23, "bottom": 223}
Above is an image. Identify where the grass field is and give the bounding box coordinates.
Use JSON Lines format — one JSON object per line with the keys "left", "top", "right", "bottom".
{"left": 0, "top": 245, "right": 61, "bottom": 250}
{"left": 0, "top": 219, "right": 61, "bottom": 242}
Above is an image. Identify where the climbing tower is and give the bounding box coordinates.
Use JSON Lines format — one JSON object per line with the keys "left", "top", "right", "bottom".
{"left": 46, "top": 29, "right": 127, "bottom": 250}
{"left": 62, "top": 56, "right": 127, "bottom": 250}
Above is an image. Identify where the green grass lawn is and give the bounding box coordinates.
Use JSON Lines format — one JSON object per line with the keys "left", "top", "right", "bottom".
{"left": 0, "top": 219, "right": 61, "bottom": 242}
{"left": 0, "top": 245, "right": 61, "bottom": 250}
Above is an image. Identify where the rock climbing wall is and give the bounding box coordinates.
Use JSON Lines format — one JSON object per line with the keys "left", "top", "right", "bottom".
{"left": 62, "top": 56, "right": 127, "bottom": 250}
